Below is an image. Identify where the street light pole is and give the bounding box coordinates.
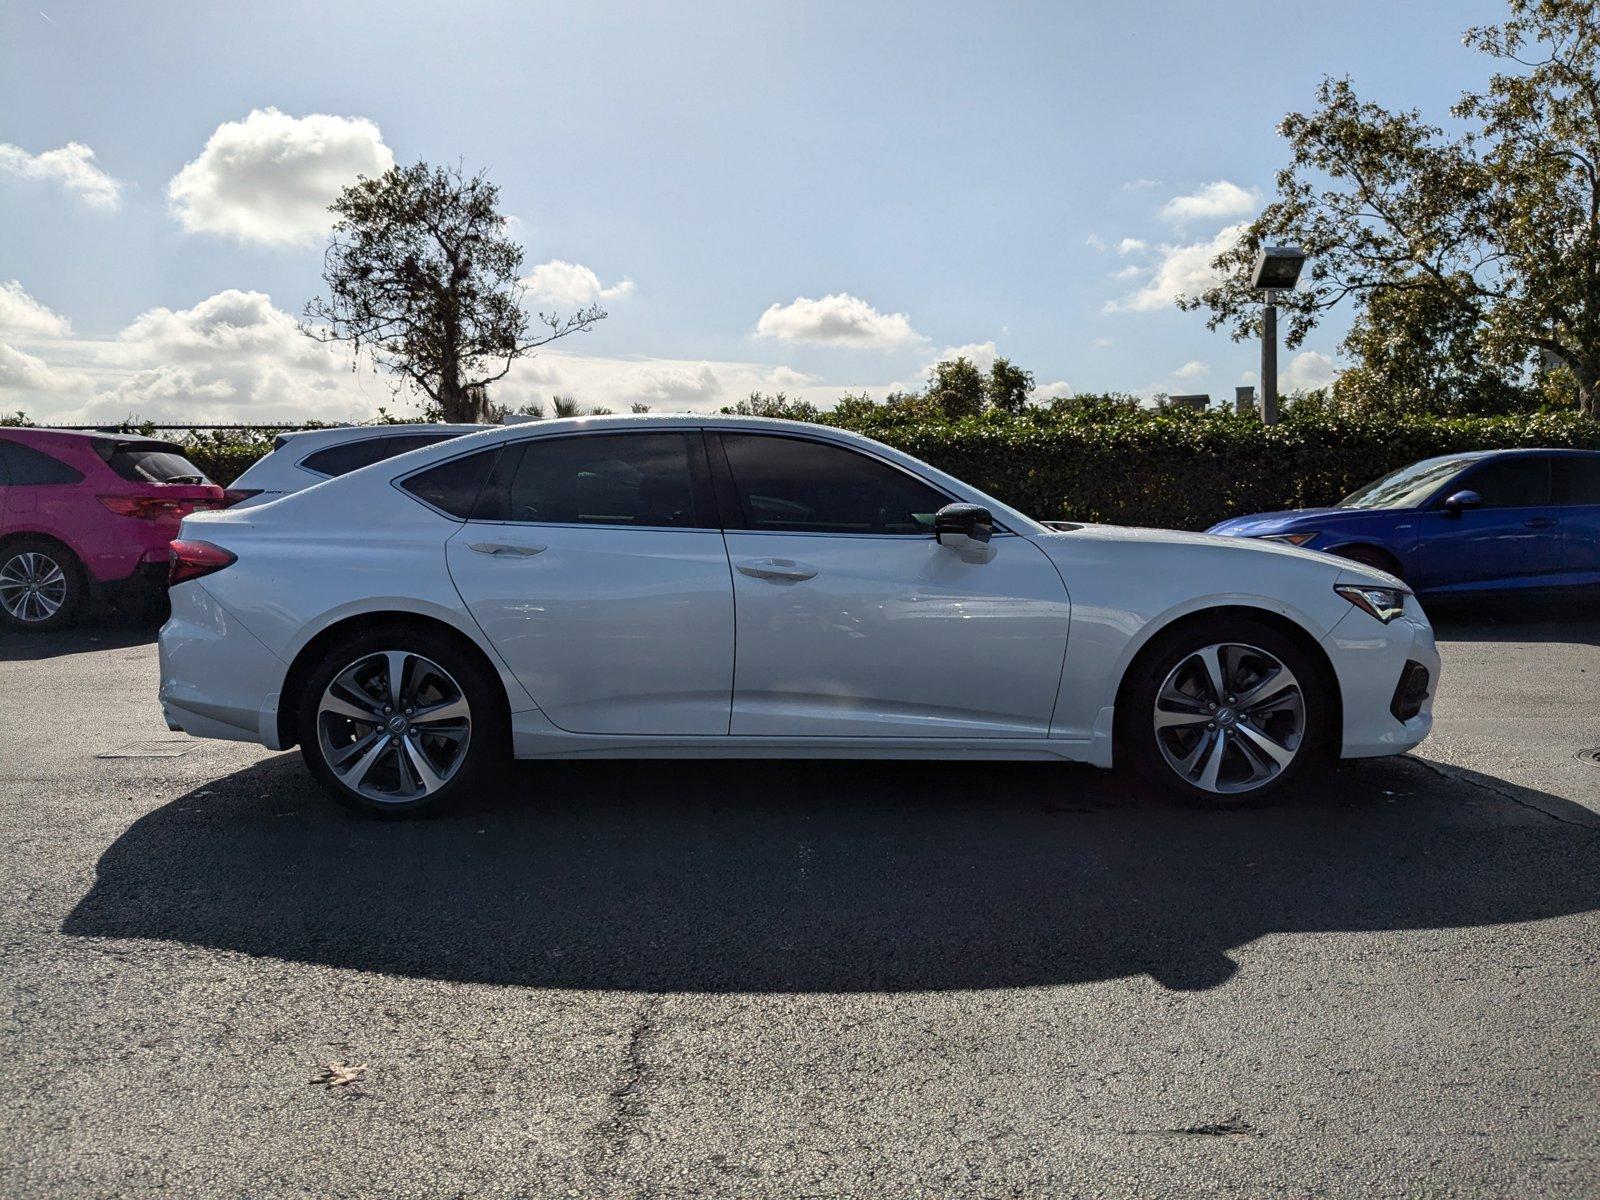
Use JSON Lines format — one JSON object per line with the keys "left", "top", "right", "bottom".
{"left": 1248, "top": 247, "right": 1306, "bottom": 427}
{"left": 1260, "top": 290, "right": 1278, "bottom": 426}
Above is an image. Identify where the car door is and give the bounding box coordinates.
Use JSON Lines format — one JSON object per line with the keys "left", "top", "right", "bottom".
{"left": 442, "top": 431, "right": 735, "bottom": 736}
{"left": 1415, "top": 455, "right": 1561, "bottom": 592}
{"left": 1551, "top": 453, "right": 1600, "bottom": 585}
{"left": 711, "top": 431, "right": 1071, "bottom": 738}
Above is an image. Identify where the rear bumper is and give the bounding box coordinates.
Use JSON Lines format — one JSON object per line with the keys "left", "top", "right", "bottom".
{"left": 1322, "top": 593, "right": 1439, "bottom": 759}
{"left": 158, "top": 581, "right": 286, "bottom": 748}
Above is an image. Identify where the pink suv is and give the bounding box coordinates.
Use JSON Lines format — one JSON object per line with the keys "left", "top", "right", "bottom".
{"left": 0, "top": 429, "right": 225, "bottom": 630}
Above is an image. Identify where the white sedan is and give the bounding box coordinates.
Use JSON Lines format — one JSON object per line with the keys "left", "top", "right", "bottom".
{"left": 158, "top": 415, "right": 1438, "bottom": 815}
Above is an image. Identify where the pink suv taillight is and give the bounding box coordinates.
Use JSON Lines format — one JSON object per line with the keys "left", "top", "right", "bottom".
{"left": 169, "top": 540, "right": 237, "bottom": 585}
{"left": 99, "top": 495, "right": 225, "bottom": 521}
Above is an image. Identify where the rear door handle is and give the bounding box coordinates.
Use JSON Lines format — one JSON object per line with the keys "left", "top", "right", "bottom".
{"left": 468, "top": 541, "right": 547, "bottom": 557}
{"left": 1524, "top": 517, "right": 1558, "bottom": 529}
{"left": 735, "top": 557, "right": 818, "bottom": 582}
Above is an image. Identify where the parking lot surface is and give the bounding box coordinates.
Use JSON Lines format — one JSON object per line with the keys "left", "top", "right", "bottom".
{"left": 2, "top": 606, "right": 1598, "bottom": 1197}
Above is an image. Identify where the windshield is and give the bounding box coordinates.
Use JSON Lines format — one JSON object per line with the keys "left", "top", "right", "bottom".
{"left": 1338, "top": 456, "right": 1479, "bottom": 510}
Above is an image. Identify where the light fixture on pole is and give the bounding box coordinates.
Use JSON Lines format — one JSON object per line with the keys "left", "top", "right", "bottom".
{"left": 1249, "top": 245, "right": 1307, "bottom": 425}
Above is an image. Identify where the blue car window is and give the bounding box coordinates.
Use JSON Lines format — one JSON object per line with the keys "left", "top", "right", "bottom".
{"left": 1340, "top": 456, "right": 1480, "bottom": 509}
{"left": 1453, "top": 456, "right": 1550, "bottom": 508}
{"left": 1552, "top": 456, "right": 1600, "bottom": 505}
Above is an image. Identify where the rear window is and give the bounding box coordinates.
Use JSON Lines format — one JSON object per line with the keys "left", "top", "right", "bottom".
{"left": 106, "top": 444, "right": 210, "bottom": 484}
{"left": 400, "top": 448, "right": 503, "bottom": 518}
{"left": 301, "top": 432, "right": 465, "bottom": 477}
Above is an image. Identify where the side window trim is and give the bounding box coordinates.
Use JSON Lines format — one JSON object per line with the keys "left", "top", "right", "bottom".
{"left": 706, "top": 429, "right": 1009, "bottom": 536}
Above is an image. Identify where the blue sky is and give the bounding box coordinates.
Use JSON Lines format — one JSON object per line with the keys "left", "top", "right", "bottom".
{"left": 0, "top": 0, "right": 1507, "bottom": 422}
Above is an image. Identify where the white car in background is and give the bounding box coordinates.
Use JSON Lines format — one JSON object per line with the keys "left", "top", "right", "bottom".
{"left": 158, "top": 415, "right": 1438, "bottom": 816}
{"left": 224, "top": 423, "right": 482, "bottom": 508}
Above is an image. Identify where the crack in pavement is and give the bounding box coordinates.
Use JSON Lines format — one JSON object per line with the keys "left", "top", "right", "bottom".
{"left": 1405, "top": 755, "right": 1600, "bottom": 830}
{"left": 588, "top": 993, "right": 666, "bottom": 1171}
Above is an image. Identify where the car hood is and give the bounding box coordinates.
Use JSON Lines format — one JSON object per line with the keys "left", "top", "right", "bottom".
{"left": 1205, "top": 506, "right": 1384, "bottom": 535}
{"left": 1032, "top": 521, "right": 1339, "bottom": 567}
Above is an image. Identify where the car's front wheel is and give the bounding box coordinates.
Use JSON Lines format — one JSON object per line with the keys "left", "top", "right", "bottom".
{"left": 1122, "top": 617, "right": 1332, "bottom": 806}
{"left": 297, "top": 628, "right": 505, "bottom": 816}
{"left": 0, "top": 538, "right": 84, "bottom": 631}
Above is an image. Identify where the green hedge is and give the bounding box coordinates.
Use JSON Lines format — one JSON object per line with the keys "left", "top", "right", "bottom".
{"left": 182, "top": 410, "right": 1600, "bottom": 530}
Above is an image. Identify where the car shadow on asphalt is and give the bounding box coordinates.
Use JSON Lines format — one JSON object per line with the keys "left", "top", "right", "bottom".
{"left": 0, "top": 608, "right": 162, "bottom": 662}
{"left": 62, "top": 754, "right": 1600, "bottom": 994}
{"left": 1426, "top": 594, "right": 1600, "bottom": 646}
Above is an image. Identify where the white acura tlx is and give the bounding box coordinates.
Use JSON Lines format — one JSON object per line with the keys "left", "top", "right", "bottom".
{"left": 159, "top": 415, "right": 1438, "bottom": 816}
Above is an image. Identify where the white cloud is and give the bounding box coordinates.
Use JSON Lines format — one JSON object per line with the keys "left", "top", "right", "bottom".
{"left": 766, "top": 365, "right": 820, "bottom": 389}
{"left": 1239, "top": 370, "right": 1258, "bottom": 385}
{"left": 0, "top": 342, "right": 91, "bottom": 395}
{"left": 933, "top": 341, "right": 998, "bottom": 371}
{"left": 755, "top": 293, "right": 923, "bottom": 348}
{"left": 1116, "top": 238, "right": 1147, "bottom": 255}
{"left": 1035, "top": 379, "right": 1072, "bottom": 400}
{"left": 1085, "top": 234, "right": 1108, "bottom": 251}
{"left": 522, "top": 260, "right": 635, "bottom": 307}
{"left": 1282, "top": 350, "right": 1338, "bottom": 391}
{"left": 1093, "top": 337, "right": 1114, "bottom": 349}
{"left": 0, "top": 141, "right": 124, "bottom": 210}
{"left": 1160, "top": 180, "right": 1260, "bottom": 224}
{"left": 1172, "top": 359, "right": 1208, "bottom": 380}
{"left": 1122, "top": 178, "right": 1160, "bottom": 190}
{"left": 167, "top": 108, "right": 394, "bottom": 245}
{"left": 1104, "top": 222, "right": 1245, "bottom": 314}
{"left": 0, "top": 281, "right": 72, "bottom": 338}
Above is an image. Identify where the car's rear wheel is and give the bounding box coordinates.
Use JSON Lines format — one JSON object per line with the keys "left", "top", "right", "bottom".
{"left": 297, "top": 628, "right": 505, "bottom": 817}
{"left": 1122, "top": 617, "right": 1331, "bottom": 806}
{"left": 0, "top": 538, "right": 84, "bottom": 631}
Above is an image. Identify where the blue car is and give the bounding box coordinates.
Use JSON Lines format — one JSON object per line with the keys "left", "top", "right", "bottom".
{"left": 1207, "top": 448, "right": 1600, "bottom": 598}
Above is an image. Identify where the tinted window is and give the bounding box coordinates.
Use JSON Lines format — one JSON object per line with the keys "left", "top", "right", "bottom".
{"left": 718, "top": 433, "right": 947, "bottom": 535}
{"left": 0, "top": 440, "right": 84, "bottom": 485}
{"left": 107, "top": 444, "right": 210, "bottom": 484}
{"left": 1454, "top": 456, "right": 1550, "bottom": 508}
{"left": 1340, "top": 455, "right": 1481, "bottom": 509}
{"left": 476, "top": 433, "right": 706, "bottom": 527}
{"left": 301, "top": 436, "right": 394, "bottom": 477}
{"left": 384, "top": 432, "right": 462, "bottom": 457}
{"left": 401, "top": 447, "right": 502, "bottom": 518}
{"left": 1552, "top": 455, "right": 1600, "bottom": 505}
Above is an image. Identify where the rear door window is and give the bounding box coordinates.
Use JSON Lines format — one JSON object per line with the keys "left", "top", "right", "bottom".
{"left": 1552, "top": 456, "right": 1600, "bottom": 505}
{"left": 474, "top": 433, "right": 712, "bottom": 528}
{"left": 0, "top": 440, "right": 84, "bottom": 485}
{"left": 400, "top": 448, "right": 503, "bottom": 518}
{"left": 300, "top": 437, "right": 394, "bottom": 477}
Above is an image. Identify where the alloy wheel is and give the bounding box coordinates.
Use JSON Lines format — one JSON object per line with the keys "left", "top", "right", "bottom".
{"left": 1152, "top": 641, "right": 1305, "bottom": 795}
{"left": 0, "top": 551, "right": 68, "bottom": 624}
{"left": 316, "top": 651, "right": 473, "bottom": 804}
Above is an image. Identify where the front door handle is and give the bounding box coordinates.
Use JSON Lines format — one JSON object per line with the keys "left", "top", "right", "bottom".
{"left": 735, "top": 557, "right": 818, "bottom": 582}
{"left": 1524, "top": 517, "right": 1559, "bottom": 529}
{"left": 468, "top": 541, "right": 547, "bottom": 557}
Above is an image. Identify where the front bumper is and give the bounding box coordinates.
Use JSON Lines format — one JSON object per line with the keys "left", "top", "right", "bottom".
{"left": 1321, "top": 588, "right": 1439, "bottom": 759}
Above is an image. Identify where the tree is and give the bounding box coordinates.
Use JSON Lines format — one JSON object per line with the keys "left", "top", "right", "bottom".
{"left": 303, "top": 162, "right": 606, "bottom": 423}
{"left": 1182, "top": 0, "right": 1600, "bottom": 416}
{"left": 926, "top": 356, "right": 987, "bottom": 420}
{"left": 985, "top": 357, "right": 1035, "bottom": 414}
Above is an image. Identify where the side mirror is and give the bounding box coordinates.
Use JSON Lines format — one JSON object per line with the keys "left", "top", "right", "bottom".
{"left": 1442, "top": 489, "right": 1482, "bottom": 516}
{"left": 935, "top": 503, "right": 994, "bottom": 551}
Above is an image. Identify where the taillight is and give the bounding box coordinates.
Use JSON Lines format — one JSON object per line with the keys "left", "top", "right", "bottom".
{"left": 169, "top": 540, "right": 237, "bottom": 585}
{"left": 100, "top": 495, "right": 224, "bottom": 520}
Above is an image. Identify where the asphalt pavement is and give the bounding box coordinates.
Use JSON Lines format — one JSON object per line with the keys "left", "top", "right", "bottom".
{"left": 1, "top": 602, "right": 1597, "bottom": 1197}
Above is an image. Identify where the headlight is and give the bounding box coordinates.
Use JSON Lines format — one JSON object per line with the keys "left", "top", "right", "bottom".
{"left": 1260, "top": 531, "right": 1318, "bottom": 546}
{"left": 1335, "top": 583, "right": 1408, "bottom": 624}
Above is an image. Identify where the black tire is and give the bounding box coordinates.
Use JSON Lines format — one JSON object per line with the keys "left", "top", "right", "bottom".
{"left": 297, "top": 625, "right": 507, "bottom": 817}
{"left": 1332, "top": 544, "right": 1405, "bottom": 583}
{"left": 0, "top": 537, "right": 86, "bottom": 632}
{"left": 1120, "top": 615, "right": 1332, "bottom": 808}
